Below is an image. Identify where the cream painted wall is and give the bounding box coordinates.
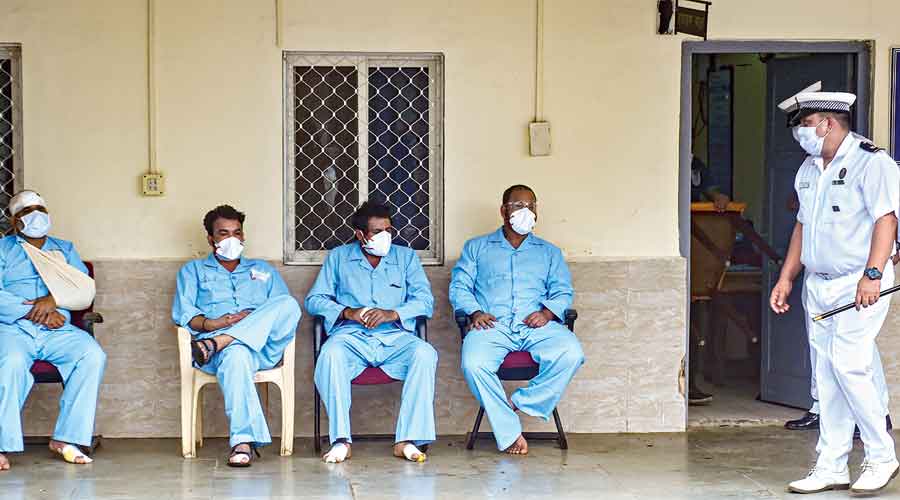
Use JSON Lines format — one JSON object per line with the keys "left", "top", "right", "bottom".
{"left": 0, "top": 0, "right": 897, "bottom": 261}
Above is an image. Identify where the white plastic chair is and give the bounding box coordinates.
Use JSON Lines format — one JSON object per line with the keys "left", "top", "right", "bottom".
{"left": 177, "top": 327, "right": 296, "bottom": 457}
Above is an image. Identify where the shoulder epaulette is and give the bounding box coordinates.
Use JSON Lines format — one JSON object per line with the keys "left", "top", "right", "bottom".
{"left": 860, "top": 141, "right": 884, "bottom": 153}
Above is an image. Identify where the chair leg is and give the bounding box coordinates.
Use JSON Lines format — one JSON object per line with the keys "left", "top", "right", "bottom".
{"left": 190, "top": 384, "right": 202, "bottom": 457}
{"left": 465, "top": 407, "right": 485, "bottom": 450}
{"left": 181, "top": 374, "right": 195, "bottom": 458}
{"left": 552, "top": 408, "right": 568, "bottom": 450}
{"left": 195, "top": 389, "right": 204, "bottom": 448}
{"left": 87, "top": 435, "right": 101, "bottom": 455}
{"left": 314, "top": 388, "right": 322, "bottom": 454}
{"left": 280, "top": 379, "right": 295, "bottom": 457}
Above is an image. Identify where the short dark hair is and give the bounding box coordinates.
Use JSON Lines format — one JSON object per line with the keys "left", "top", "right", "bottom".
{"left": 825, "top": 111, "right": 852, "bottom": 130}
{"left": 350, "top": 201, "right": 392, "bottom": 232}
{"left": 502, "top": 184, "right": 537, "bottom": 204}
{"left": 203, "top": 205, "right": 245, "bottom": 235}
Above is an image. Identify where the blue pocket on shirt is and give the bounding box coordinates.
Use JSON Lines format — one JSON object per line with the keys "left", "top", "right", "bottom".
{"left": 382, "top": 282, "right": 405, "bottom": 306}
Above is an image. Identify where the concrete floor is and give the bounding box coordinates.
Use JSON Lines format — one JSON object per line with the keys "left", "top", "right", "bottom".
{"left": 2, "top": 430, "right": 899, "bottom": 499}
{"left": 689, "top": 377, "right": 802, "bottom": 429}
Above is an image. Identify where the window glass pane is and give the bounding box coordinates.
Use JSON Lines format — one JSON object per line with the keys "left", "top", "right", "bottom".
{"left": 0, "top": 58, "right": 15, "bottom": 235}
{"left": 368, "top": 66, "right": 430, "bottom": 250}
{"left": 292, "top": 65, "right": 359, "bottom": 251}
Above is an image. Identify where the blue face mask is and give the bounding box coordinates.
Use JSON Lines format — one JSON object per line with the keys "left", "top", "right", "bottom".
{"left": 19, "top": 210, "right": 51, "bottom": 238}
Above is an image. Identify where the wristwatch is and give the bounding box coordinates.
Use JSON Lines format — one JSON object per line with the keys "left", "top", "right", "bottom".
{"left": 864, "top": 267, "right": 883, "bottom": 280}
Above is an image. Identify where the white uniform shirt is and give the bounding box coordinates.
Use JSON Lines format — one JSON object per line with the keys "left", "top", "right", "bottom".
{"left": 794, "top": 132, "right": 900, "bottom": 275}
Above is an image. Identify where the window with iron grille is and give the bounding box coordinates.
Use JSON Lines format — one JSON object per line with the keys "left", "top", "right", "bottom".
{"left": 0, "top": 46, "right": 22, "bottom": 235}
{"left": 283, "top": 52, "right": 444, "bottom": 265}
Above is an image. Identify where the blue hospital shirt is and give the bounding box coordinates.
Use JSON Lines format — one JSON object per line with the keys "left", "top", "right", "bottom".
{"left": 0, "top": 235, "right": 88, "bottom": 335}
{"left": 304, "top": 243, "right": 434, "bottom": 342}
{"left": 172, "top": 253, "right": 290, "bottom": 330}
{"left": 449, "top": 228, "right": 573, "bottom": 330}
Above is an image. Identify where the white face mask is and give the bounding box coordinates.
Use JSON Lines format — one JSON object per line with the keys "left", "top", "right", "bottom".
{"left": 509, "top": 207, "right": 536, "bottom": 235}
{"left": 363, "top": 230, "right": 392, "bottom": 257}
{"left": 19, "top": 210, "right": 51, "bottom": 238}
{"left": 215, "top": 236, "right": 244, "bottom": 261}
{"left": 792, "top": 119, "right": 829, "bottom": 157}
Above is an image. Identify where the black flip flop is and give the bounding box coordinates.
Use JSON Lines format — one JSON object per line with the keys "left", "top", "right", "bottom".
{"left": 227, "top": 444, "right": 259, "bottom": 468}
{"left": 191, "top": 338, "right": 218, "bottom": 366}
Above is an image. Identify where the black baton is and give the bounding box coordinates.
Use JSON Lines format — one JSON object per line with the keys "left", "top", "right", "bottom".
{"left": 811, "top": 284, "right": 900, "bottom": 322}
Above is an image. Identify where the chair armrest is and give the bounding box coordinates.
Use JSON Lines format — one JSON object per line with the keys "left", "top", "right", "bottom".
{"left": 83, "top": 312, "right": 104, "bottom": 324}
{"left": 564, "top": 308, "right": 578, "bottom": 332}
{"left": 415, "top": 316, "right": 428, "bottom": 342}
{"left": 80, "top": 312, "right": 104, "bottom": 336}
{"left": 313, "top": 315, "right": 326, "bottom": 360}
{"left": 176, "top": 327, "right": 193, "bottom": 375}
{"left": 454, "top": 309, "right": 470, "bottom": 340}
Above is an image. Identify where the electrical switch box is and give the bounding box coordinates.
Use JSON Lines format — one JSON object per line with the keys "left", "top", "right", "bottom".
{"left": 142, "top": 173, "right": 165, "bottom": 196}
{"left": 529, "top": 121, "right": 551, "bottom": 156}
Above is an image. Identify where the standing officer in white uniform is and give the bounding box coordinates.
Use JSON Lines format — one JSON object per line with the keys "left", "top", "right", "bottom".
{"left": 785, "top": 275, "right": 891, "bottom": 436}
{"left": 770, "top": 82, "right": 900, "bottom": 495}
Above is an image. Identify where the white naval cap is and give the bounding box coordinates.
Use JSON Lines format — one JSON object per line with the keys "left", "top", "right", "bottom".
{"left": 8, "top": 190, "right": 46, "bottom": 217}
{"left": 777, "top": 81, "right": 856, "bottom": 127}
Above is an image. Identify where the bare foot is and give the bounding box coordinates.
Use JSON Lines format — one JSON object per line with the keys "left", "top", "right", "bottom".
{"left": 0, "top": 453, "right": 9, "bottom": 471}
{"left": 214, "top": 334, "right": 235, "bottom": 351}
{"left": 504, "top": 435, "right": 528, "bottom": 455}
{"left": 322, "top": 442, "right": 351, "bottom": 463}
{"left": 393, "top": 441, "right": 427, "bottom": 462}
{"left": 48, "top": 440, "right": 92, "bottom": 464}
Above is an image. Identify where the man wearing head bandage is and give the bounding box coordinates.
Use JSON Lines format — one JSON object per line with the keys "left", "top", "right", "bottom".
{"left": 771, "top": 83, "right": 900, "bottom": 494}
{"left": 171, "top": 205, "right": 301, "bottom": 467}
{"left": 450, "top": 184, "right": 584, "bottom": 455}
{"left": 306, "top": 201, "right": 437, "bottom": 464}
{"left": 0, "top": 190, "right": 106, "bottom": 470}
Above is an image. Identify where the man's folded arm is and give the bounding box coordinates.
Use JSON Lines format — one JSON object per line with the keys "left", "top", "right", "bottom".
{"left": 449, "top": 240, "right": 482, "bottom": 316}
{"left": 304, "top": 252, "right": 347, "bottom": 333}
{"left": 266, "top": 264, "right": 292, "bottom": 299}
{"left": 394, "top": 252, "right": 434, "bottom": 323}
{"left": 172, "top": 264, "right": 204, "bottom": 328}
{"left": 540, "top": 247, "right": 573, "bottom": 321}
{"left": 0, "top": 251, "right": 34, "bottom": 324}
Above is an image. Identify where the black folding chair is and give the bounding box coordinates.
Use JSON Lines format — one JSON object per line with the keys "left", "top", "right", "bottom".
{"left": 455, "top": 308, "right": 578, "bottom": 450}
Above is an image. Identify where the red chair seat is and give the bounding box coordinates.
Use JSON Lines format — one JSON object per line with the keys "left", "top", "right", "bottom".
{"left": 31, "top": 361, "right": 62, "bottom": 382}
{"left": 500, "top": 351, "right": 537, "bottom": 369}
{"left": 351, "top": 367, "right": 397, "bottom": 385}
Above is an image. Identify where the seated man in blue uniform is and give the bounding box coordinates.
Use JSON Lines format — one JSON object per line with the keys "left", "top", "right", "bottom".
{"left": 450, "top": 184, "right": 584, "bottom": 455}
{"left": 306, "top": 201, "right": 436, "bottom": 464}
{"left": 0, "top": 190, "right": 106, "bottom": 470}
{"left": 172, "top": 205, "right": 301, "bottom": 467}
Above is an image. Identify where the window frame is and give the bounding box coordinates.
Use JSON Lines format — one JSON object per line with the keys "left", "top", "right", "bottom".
{"left": 0, "top": 45, "right": 23, "bottom": 205}
{"left": 282, "top": 51, "right": 444, "bottom": 266}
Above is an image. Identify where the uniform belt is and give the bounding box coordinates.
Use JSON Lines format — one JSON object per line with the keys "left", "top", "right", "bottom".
{"left": 815, "top": 272, "right": 837, "bottom": 280}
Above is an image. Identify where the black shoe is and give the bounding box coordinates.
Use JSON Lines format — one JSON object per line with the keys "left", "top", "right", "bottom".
{"left": 854, "top": 415, "right": 893, "bottom": 440}
{"left": 688, "top": 388, "right": 713, "bottom": 406}
{"left": 785, "top": 412, "right": 819, "bottom": 430}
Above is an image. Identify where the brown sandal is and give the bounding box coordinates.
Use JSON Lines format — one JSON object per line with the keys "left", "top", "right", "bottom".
{"left": 191, "top": 338, "right": 217, "bottom": 366}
